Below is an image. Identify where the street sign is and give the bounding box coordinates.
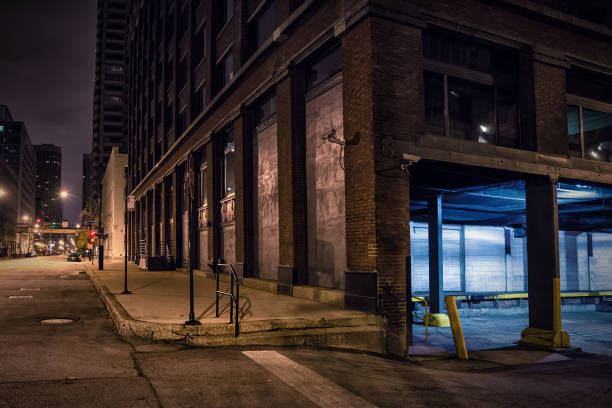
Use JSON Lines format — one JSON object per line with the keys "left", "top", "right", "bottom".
{"left": 127, "top": 195, "right": 135, "bottom": 211}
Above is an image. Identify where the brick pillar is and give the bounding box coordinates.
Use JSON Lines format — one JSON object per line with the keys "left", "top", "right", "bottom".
{"left": 207, "top": 145, "right": 217, "bottom": 266}
{"left": 160, "top": 180, "right": 166, "bottom": 251}
{"left": 276, "top": 70, "right": 307, "bottom": 295}
{"left": 171, "top": 170, "right": 178, "bottom": 264}
{"left": 521, "top": 174, "right": 569, "bottom": 348}
{"left": 152, "top": 187, "right": 158, "bottom": 256}
{"left": 144, "top": 192, "right": 149, "bottom": 257}
{"left": 343, "top": 16, "right": 424, "bottom": 356}
{"left": 533, "top": 59, "right": 568, "bottom": 155}
{"left": 234, "top": 113, "right": 251, "bottom": 277}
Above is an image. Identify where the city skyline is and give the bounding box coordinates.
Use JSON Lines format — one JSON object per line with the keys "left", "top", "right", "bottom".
{"left": 0, "top": 1, "right": 97, "bottom": 224}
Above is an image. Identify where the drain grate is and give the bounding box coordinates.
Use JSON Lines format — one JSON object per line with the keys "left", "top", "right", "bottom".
{"left": 41, "top": 318, "right": 74, "bottom": 325}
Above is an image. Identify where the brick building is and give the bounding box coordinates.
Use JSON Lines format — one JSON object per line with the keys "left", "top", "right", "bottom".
{"left": 126, "top": 0, "right": 612, "bottom": 355}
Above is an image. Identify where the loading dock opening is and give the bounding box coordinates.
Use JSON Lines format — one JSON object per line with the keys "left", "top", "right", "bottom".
{"left": 408, "top": 160, "right": 612, "bottom": 351}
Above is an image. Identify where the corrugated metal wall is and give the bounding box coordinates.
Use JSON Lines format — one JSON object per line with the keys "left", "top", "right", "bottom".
{"left": 410, "top": 222, "right": 612, "bottom": 294}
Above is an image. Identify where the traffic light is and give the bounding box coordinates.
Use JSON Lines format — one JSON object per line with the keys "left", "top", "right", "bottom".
{"left": 36, "top": 218, "right": 41, "bottom": 224}
{"left": 89, "top": 229, "right": 96, "bottom": 243}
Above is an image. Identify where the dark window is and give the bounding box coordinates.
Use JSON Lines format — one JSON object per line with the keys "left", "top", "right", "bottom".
{"left": 199, "top": 153, "right": 207, "bottom": 208}
{"left": 191, "top": 85, "right": 206, "bottom": 121}
{"left": 448, "top": 77, "right": 495, "bottom": 143}
{"left": 192, "top": 26, "right": 206, "bottom": 68}
{"left": 423, "top": 31, "right": 514, "bottom": 75}
{"left": 104, "top": 125, "right": 122, "bottom": 133}
{"left": 165, "top": 59, "right": 174, "bottom": 87}
{"left": 306, "top": 46, "right": 342, "bottom": 90}
{"left": 105, "top": 83, "right": 123, "bottom": 92}
{"left": 165, "top": 103, "right": 174, "bottom": 133}
{"left": 107, "top": 32, "right": 124, "bottom": 41}
{"left": 215, "top": 51, "right": 233, "bottom": 93}
{"left": 166, "top": 9, "right": 175, "bottom": 39}
{"left": 583, "top": 108, "right": 612, "bottom": 162}
{"left": 105, "top": 73, "right": 123, "bottom": 81}
{"left": 177, "top": 109, "right": 188, "bottom": 136}
{"left": 423, "top": 31, "right": 519, "bottom": 148}
{"left": 177, "top": 57, "right": 188, "bottom": 92}
{"left": 567, "top": 69, "right": 612, "bottom": 105}
{"left": 221, "top": 128, "right": 235, "bottom": 197}
{"left": 247, "top": 2, "right": 275, "bottom": 57}
{"left": 214, "top": 0, "right": 234, "bottom": 32}
{"left": 253, "top": 92, "right": 276, "bottom": 125}
{"left": 107, "top": 42, "right": 124, "bottom": 51}
{"left": 107, "top": 22, "right": 124, "bottom": 30}
{"left": 566, "top": 69, "right": 612, "bottom": 162}
{"left": 178, "top": 6, "right": 188, "bottom": 39}
{"left": 567, "top": 105, "right": 581, "bottom": 158}
{"left": 554, "top": 1, "right": 612, "bottom": 29}
{"left": 193, "top": 0, "right": 203, "bottom": 14}
{"left": 107, "top": 11, "right": 125, "bottom": 20}
{"left": 424, "top": 71, "right": 445, "bottom": 136}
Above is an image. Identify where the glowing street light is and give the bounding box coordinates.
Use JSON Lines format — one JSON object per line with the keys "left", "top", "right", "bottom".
{"left": 60, "top": 190, "right": 69, "bottom": 198}
{"left": 0, "top": 188, "right": 5, "bottom": 197}
{"left": 22, "top": 215, "right": 30, "bottom": 221}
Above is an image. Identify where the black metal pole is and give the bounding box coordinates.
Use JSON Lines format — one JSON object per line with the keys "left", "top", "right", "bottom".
{"left": 215, "top": 261, "right": 219, "bottom": 317}
{"left": 122, "top": 167, "right": 131, "bottom": 295}
{"left": 98, "top": 180, "right": 104, "bottom": 270}
{"left": 235, "top": 280, "right": 239, "bottom": 337}
{"left": 185, "top": 175, "right": 200, "bottom": 325}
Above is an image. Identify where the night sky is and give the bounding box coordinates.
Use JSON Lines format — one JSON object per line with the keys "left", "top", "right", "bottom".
{"left": 0, "top": 0, "right": 97, "bottom": 224}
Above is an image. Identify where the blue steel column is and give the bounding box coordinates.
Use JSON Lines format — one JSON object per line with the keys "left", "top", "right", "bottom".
{"left": 428, "top": 195, "right": 443, "bottom": 314}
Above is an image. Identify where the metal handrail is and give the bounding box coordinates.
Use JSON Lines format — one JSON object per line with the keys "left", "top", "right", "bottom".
{"left": 215, "top": 261, "right": 240, "bottom": 337}
{"left": 412, "top": 296, "right": 429, "bottom": 342}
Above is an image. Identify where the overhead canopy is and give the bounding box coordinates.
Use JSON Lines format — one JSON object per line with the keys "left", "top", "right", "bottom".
{"left": 409, "top": 160, "right": 612, "bottom": 232}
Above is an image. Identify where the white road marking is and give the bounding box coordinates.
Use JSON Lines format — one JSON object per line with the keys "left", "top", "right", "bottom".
{"left": 536, "top": 354, "right": 571, "bottom": 364}
{"left": 243, "top": 350, "right": 378, "bottom": 408}
{"left": 19, "top": 288, "right": 41, "bottom": 291}
{"left": 8, "top": 295, "right": 33, "bottom": 299}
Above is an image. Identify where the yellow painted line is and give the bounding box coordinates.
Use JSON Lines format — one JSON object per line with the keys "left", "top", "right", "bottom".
{"left": 243, "top": 351, "right": 378, "bottom": 408}
{"left": 423, "top": 291, "right": 612, "bottom": 302}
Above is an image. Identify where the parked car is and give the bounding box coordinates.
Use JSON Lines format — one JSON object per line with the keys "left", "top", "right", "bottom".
{"left": 25, "top": 251, "right": 37, "bottom": 258}
{"left": 67, "top": 252, "right": 81, "bottom": 262}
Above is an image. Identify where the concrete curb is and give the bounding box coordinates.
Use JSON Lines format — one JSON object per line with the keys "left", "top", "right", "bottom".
{"left": 84, "top": 264, "right": 387, "bottom": 353}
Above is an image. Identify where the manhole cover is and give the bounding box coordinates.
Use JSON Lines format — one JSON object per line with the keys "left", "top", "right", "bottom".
{"left": 41, "top": 319, "right": 74, "bottom": 325}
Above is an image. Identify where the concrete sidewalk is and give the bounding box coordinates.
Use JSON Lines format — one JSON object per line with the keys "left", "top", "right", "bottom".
{"left": 84, "top": 260, "right": 386, "bottom": 353}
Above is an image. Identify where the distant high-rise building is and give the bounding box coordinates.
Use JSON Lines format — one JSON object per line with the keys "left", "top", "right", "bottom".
{"left": 0, "top": 160, "right": 18, "bottom": 257}
{"left": 34, "top": 144, "right": 62, "bottom": 224}
{"left": 0, "top": 105, "right": 36, "bottom": 223}
{"left": 82, "top": 153, "right": 96, "bottom": 217}
{"left": 90, "top": 0, "right": 128, "bottom": 209}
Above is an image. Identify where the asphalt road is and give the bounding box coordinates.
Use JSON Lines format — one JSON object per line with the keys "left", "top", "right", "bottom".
{"left": 1, "top": 256, "right": 611, "bottom": 407}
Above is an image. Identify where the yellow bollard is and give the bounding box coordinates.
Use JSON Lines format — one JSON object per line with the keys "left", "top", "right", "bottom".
{"left": 444, "top": 295, "right": 468, "bottom": 360}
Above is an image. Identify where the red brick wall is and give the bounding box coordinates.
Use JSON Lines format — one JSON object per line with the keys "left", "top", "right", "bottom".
{"left": 415, "top": 0, "right": 612, "bottom": 67}
{"left": 533, "top": 62, "right": 568, "bottom": 155}
{"left": 343, "top": 15, "right": 424, "bottom": 354}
